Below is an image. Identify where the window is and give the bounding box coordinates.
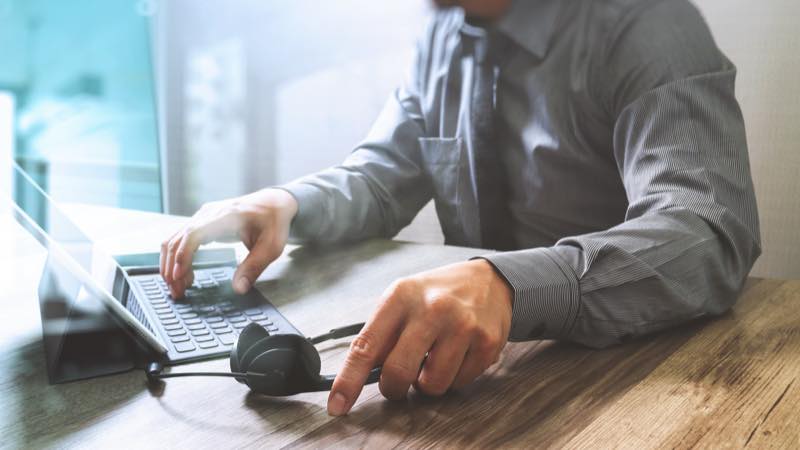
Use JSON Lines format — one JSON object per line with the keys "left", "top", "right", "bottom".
{"left": 0, "top": 0, "right": 162, "bottom": 212}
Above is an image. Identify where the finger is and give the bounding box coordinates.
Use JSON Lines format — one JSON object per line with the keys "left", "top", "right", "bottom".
{"left": 327, "top": 284, "right": 412, "bottom": 416}
{"left": 414, "top": 332, "right": 470, "bottom": 396}
{"left": 171, "top": 228, "right": 208, "bottom": 283}
{"left": 450, "top": 348, "right": 493, "bottom": 391}
{"left": 166, "top": 235, "right": 192, "bottom": 298}
{"left": 160, "top": 229, "right": 181, "bottom": 281}
{"left": 171, "top": 269, "right": 195, "bottom": 300}
{"left": 170, "top": 278, "right": 186, "bottom": 299}
{"left": 159, "top": 240, "right": 169, "bottom": 281}
{"left": 164, "top": 234, "right": 181, "bottom": 286}
{"left": 379, "top": 320, "right": 438, "bottom": 401}
{"left": 169, "top": 215, "right": 237, "bottom": 296}
{"left": 231, "top": 237, "right": 281, "bottom": 294}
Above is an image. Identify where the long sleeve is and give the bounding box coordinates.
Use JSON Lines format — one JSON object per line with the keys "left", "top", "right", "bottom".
{"left": 277, "top": 32, "right": 433, "bottom": 244}
{"left": 483, "top": 0, "right": 762, "bottom": 347}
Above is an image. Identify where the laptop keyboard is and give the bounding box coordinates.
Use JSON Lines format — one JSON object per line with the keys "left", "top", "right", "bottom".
{"left": 135, "top": 267, "right": 282, "bottom": 357}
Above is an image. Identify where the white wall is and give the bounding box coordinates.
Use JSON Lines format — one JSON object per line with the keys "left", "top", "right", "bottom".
{"left": 693, "top": 0, "right": 800, "bottom": 279}
{"left": 159, "top": 0, "right": 431, "bottom": 215}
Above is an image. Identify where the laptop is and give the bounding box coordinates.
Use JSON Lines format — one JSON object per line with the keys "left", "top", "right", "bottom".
{"left": 5, "top": 161, "right": 300, "bottom": 370}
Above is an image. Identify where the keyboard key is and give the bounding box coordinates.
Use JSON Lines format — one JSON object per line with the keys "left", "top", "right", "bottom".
{"left": 210, "top": 321, "right": 229, "bottom": 329}
{"left": 266, "top": 326, "right": 279, "bottom": 332}
{"left": 183, "top": 318, "right": 202, "bottom": 325}
{"left": 186, "top": 323, "right": 206, "bottom": 330}
{"left": 196, "top": 306, "right": 216, "bottom": 313}
{"left": 180, "top": 312, "right": 198, "bottom": 319}
{"left": 161, "top": 318, "right": 179, "bottom": 326}
{"left": 213, "top": 327, "right": 233, "bottom": 335}
{"left": 195, "top": 334, "right": 215, "bottom": 342}
{"left": 164, "top": 323, "right": 183, "bottom": 331}
{"left": 205, "top": 316, "right": 224, "bottom": 323}
{"left": 218, "top": 334, "right": 236, "bottom": 346}
{"left": 158, "top": 313, "right": 176, "bottom": 320}
{"left": 153, "top": 305, "right": 171, "bottom": 312}
{"left": 232, "top": 321, "right": 249, "bottom": 329}
{"left": 244, "top": 308, "right": 263, "bottom": 316}
{"left": 167, "top": 329, "right": 187, "bottom": 337}
{"left": 170, "top": 335, "right": 190, "bottom": 343}
{"left": 174, "top": 341, "right": 196, "bottom": 352}
{"left": 191, "top": 329, "right": 210, "bottom": 336}
{"left": 228, "top": 316, "right": 246, "bottom": 323}
{"left": 150, "top": 299, "right": 167, "bottom": 306}
{"left": 224, "top": 311, "right": 243, "bottom": 318}
{"left": 198, "top": 341, "right": 219, "bottom": 349}
{"left": 255, "top": 319, "right": 273, "bottom": 326}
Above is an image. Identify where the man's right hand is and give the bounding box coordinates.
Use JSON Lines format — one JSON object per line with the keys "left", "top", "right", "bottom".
{"left": 160, "top": 188, "right": 298, "bottom": 299}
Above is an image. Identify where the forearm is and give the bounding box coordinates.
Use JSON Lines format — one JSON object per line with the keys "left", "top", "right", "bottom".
{"left": 483, "top": 206, "right": 760, "bottom": 348}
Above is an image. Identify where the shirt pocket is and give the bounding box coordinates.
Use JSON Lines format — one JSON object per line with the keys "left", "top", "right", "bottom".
{"left": 418, "top": 137, "right": 470, "bottom": 246}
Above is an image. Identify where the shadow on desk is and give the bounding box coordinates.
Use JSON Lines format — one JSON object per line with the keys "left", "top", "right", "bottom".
{"left": 241, "top": 318, "right": 709, "bottom": 449}
{"left": 2, "top": 338, "right": 144, "bottom": 447}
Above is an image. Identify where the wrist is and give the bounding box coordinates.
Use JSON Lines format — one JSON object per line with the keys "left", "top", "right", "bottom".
{"left": 258, "top": 188, "right": 299, "bottom": 222}
{"left": 471, "top": 258, "right": 513, "bottom": 309}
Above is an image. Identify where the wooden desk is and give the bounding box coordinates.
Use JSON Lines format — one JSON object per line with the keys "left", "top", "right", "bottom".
{"left": 1, "top": 206, "right": 798, "bottom": 449}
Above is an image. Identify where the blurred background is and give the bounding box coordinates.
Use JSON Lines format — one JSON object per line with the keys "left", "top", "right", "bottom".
{"left": 0, "top": 0, "right": 797, "bottom": 278}
{"left": 0, "top": 0, "right": 430, "bottom": 214}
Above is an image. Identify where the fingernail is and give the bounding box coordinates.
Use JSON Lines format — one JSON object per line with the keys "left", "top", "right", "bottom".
{"left": 328, "top": 392, "right": 348, "bottom": 416}
{"left": 234, "top": 277, "right": 250, "bottom": 293}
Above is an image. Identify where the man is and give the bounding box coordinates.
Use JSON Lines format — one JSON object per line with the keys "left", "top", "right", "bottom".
{"left": 160, "top": 0, "right": 761, "bottom": 416}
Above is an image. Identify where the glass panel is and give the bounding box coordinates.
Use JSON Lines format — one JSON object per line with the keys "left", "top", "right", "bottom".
{"left": 0, "top": 0, "right": 162, "bottom": 213}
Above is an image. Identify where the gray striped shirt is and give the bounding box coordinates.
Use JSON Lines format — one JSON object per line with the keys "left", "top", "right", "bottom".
{"left": 279, "top": 0, "right": 761, "bottom": 347}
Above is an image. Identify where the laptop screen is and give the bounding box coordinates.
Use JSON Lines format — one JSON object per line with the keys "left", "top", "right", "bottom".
{"left": 9, "top": 162, "right": 122, "bottom": 298}
{"left": 3, "top": 160, "right": 164, "bottom": 353}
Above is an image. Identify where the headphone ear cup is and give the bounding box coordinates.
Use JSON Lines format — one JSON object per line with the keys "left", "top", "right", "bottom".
{"left": 294, "top": 336, "right": 322, "bottom": 381}
{"left": 244, "top": 347, "right": 300, "bottom": 396}
{"left": 231, "top": 323, "right": 270, "bottom": 380}
{"left": 241, "top": 334, "right": 324, "bottom": 396}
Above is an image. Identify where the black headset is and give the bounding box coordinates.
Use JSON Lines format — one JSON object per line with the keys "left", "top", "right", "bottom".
{"left": 146, "top": 322, "right": 381, "bottom": 396}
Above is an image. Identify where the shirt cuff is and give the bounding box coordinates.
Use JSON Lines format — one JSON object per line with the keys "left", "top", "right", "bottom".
{"left": 272, "top": 181, "right": 327, "bottom": 243}
{"left": 478, "top": 247, "right": 581, "bottom": 342}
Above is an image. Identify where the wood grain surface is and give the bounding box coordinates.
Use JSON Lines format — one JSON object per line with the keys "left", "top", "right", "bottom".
{"left": 0, "top": 207, "right": 798, "bottom": 449}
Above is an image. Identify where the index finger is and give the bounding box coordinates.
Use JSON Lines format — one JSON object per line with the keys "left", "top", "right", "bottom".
{"left": 327, "top": 286, "right": 410, "bottom": 416}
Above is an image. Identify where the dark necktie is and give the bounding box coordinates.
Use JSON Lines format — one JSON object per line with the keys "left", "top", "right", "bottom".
{"left": 469, "top": 29, "right": 512, "bottom": 250}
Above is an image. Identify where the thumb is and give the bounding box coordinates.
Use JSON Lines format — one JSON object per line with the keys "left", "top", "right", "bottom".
{"left": 232, "top": 239, "right": 280, "bottom": 294}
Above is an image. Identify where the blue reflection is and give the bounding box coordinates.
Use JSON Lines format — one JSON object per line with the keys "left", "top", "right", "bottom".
{"left": 0, "top": 0, "right": 162, "bottom": 212}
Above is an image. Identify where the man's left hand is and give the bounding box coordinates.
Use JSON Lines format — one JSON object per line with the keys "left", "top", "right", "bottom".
{"left": 327, "top": 259, "right": 513, "bottom": 416}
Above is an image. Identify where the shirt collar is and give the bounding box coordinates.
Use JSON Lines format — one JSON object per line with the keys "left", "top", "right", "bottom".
{"left": 457, "top": 0, "right": 561, "bottom": 58}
